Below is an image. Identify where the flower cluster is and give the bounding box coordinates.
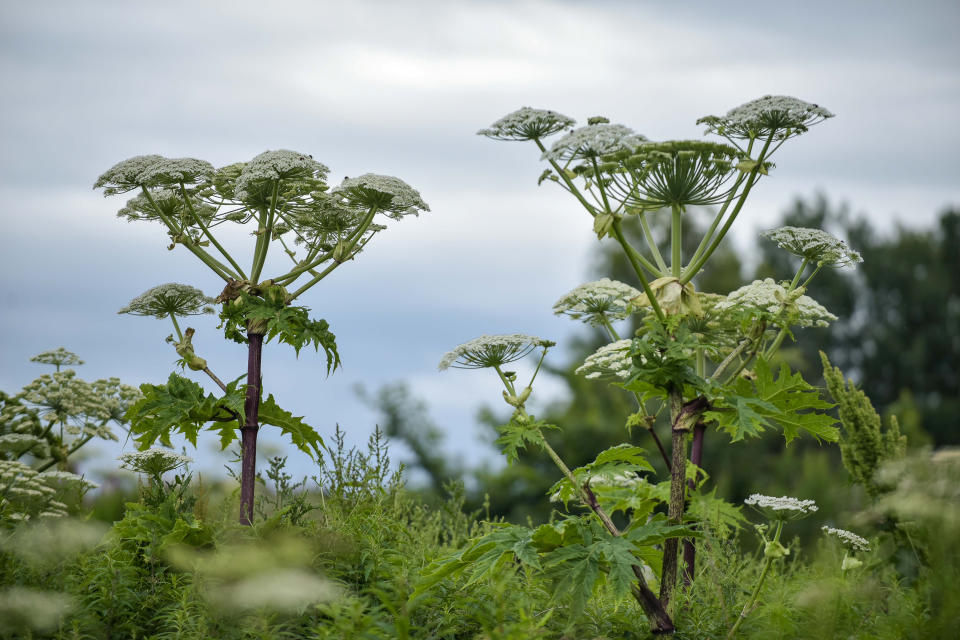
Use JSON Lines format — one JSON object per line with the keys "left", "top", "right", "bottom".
{"left": 553, "top": 278, "right": 641, "bottom": 325}
{"left": 118, "top": 448, "right": 193, "bottom": 477}
{"left": 333, "top": 174, "right": 430, "bottom": 218}
{"left": 118, "top": 283, "right": 215, "bottom": 318}
{"left": 716, "top": 278, "right": 837, "bottom": 327}
{"left": 761, "top": 226, "right": 863, "bottom": 267}
{"left": 233, "top": 149, "right": 329, "bottom": 201}
{"left": 93, "top": 154, "right": 167, "bottom": 195}
{"left": 477, "top": 107, "right": 576, "bottom": 141}
{"left": 542, "top": 123, "right": 647, "bottom": 163}
{"left": 698, "top": 95, "right": 834, "bottom": 141}
{"left": 745, "top": 493, "right": 818, "bottom": 520}
{"left": 29, "top": 348, "right": 83, "bottom": 369}
{"left": 0, "top": 460, "right": 68, "bottom": 519}
{"left": 575, "top": 339, "right": 635, "bottom": 381}
{"left": 604, "top": 140, "right": 744, "bottom": 210}
{"left": 821, "top": 525, "right": 870, "bottom": 551}
{"left": 438, "top": 334, "right": 553, "bottom": 371}
{"left": 136, "top": 157, "right": 215, "bottom": 187}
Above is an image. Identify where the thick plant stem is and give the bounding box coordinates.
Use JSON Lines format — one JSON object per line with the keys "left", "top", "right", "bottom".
{"left": 682, "top": 422, "right": 707, "bottom": 586}
{"left": 661, "top": 392, "right": 709, "bottom": 606}
{"left": 239, "top": 330, "right": 264, "bottom": 525}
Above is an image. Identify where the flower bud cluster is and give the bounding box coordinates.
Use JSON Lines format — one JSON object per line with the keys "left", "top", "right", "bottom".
{"left": 333, "top": 174, "right": 430, "bottom": 219}
{"left": 118, "top": 283, "right": 216, "bottom": 319}
{"left": 717, "top": 278, "right": 837, "bottom": 328}
{"left": 575, "top": 339, "right": 635, "bottom": 381}
{"left": 477, "top": 107, "right": 576, "bottom": 141}
{"left": 438, "top": 334, "right": 553, "bottom": 371}
{"left": 745, "top": 493, "right": 818, "bottom": 520}
{"left": 553, "top": 278, "right": 641, "bottom": 325}
{"left": 118, "top": 448, "right": 193, "bottom": 477}
{"left": 761, "top": 226, "right": 863, "bottom": 267}
{"left": 821, "top": 525, "right": 870, "bottom": 551}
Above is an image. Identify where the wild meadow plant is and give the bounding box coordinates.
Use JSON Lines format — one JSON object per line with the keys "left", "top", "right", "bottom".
{"left": 428, "top": 96, "right": 865, "bottom": 634}
{"left": 95, "top": 152, "right": 428, "bottom": 524}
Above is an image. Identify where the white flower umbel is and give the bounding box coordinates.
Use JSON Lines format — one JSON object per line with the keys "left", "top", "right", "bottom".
{"left": 93, "top": 154, "right": 167, "bottom": 195}
{"left": 553, "top": 278, "right": 642, "bottom": 326}
{"left": 234, "top": 150, "right": 329, "bottom": 201}
{"left": 745, "top": 493, "right": 818, "bottom": 520}
{"left": 118, "top": 283, "right": 215, "bottom": 319}
{"left": 575, "top": 339, "right": 635, "bottom": 381}
{"left": 333, "top": 174, "right": 430, "bottom": 219}
{"left": 698, "top": 95, "right": 834, "bottom": 141}
{"left": 761, "top": 226, "right": 863, "bottom": 267}
{"left": 821, "top": 526, "right": 870, "bottom": 552}
{"left": 136, "top": 157, "right": 214, "bottom": 187}
{"left": 29, "top": 348, "right": 83, "bottom": 369}
{"left": 542, "top": 123, "right": 647, "bottom": 162}
{"left": 717, "top": 278, "right": 837, "bottom": 328}
{"left": 119, "top": 448, "right": 193, "bottom": 477}
{"left": 477, "top": 107, "right": 576, "bottom": 141}
{"left": 438, "top": 334, "right": 552, "bottom": 371}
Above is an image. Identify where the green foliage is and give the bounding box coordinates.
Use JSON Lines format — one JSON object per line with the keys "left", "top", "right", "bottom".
{"left": 218, "top": 290, "right": 340, "bottom": 370}
{"left": 706, "top": 358, "right": 838, "bottom": 443}
{"left": 820, "top": 352, "right": 906, "bottom": 498}
{"left": 494, "top": 418, "right": 553, "bottom": 465}
{"left": 125, "top": 372, "right": 244, "bottom": 450}
{"left": 258, "top": 395, "right": 326, "bottom": 461}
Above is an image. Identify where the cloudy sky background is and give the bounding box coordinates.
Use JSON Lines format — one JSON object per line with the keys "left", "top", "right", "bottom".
{"left": 2, "top": 0, "right": 958, "bottom": 483}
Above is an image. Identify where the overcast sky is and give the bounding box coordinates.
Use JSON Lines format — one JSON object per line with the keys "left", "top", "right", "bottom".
{"left": 1, "top": 0, "right": 958, "bottom": 483}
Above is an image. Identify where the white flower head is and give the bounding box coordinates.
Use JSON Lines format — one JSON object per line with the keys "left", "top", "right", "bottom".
{"left": 94, "top": 154, "right": 167, "bottom": 195}
{"left": 136, "top": 157, "right": 214, "bottom": 187}
{"left": 745, "top": 493, "right": 818, "bottom": 520}
{"left": 542, "top": 123, "right": 648, "bottom": 162}
{"left": 30, "top": 348, "right": 83, "bottom": 368}
{"left": 478, "top": 107, "right": 576, "bottom": 141}
{"left": 119, "top": 448, "right": 193, "bottom": 477}
{"left": 716, "top": 278, "right": 837, "bottom": 328}
{"left": 698, "top": 95, "right": 834, "bottom": 141}
{"left": 438, "top": 334, "right": 553, "bottom": 371}
{"left": 234, "top": 150, "right": 329, "bottom": 201}
{"left": 821, "top": 526, "right": 870, "bottom": 552}
{"left": 333, "top": 174, "right": 430, "bottom": 219}
{"left": 118, "top": 283, "right": 215, "bottom": 318}
{"left": 553, "top": 278, "right": 642, "bottom": 326}
{"left": 575, "top": 339, "right": 636, "bottom": 381}
{"left": 762, "top": 226, "right": 863, "bottom": 267}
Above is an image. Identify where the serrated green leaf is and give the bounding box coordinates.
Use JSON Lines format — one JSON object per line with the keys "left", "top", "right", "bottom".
{"left": 495, "top": 419, "right": 546, "bottom": 464}
{"left": 258, "top": 394, "right": 325, "bottom": 461}
{"left": 706, "top": 358, "right": 838, "bottom": 443}
{"left": 124, "top": 373, "right": 241, "bottom": 450}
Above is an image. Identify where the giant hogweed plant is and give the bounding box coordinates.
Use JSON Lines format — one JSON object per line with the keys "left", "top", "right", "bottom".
{"left": 95, "top": 152, "right": 428, "bottom": 524}
{"left": 0, "top": 348, "right": 135, "bottom": 522}
{"left": 425, "top": 97, "right": 862, "bottom": 634}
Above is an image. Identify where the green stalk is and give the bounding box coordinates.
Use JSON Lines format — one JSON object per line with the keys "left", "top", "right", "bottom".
{"left": 179, "top": 182, "right": 247, "bottom": 280}
{"left": 680, "top": 133, "right": 776, "bottom": 285}
{"left": 639, "top": 211, "right": 669, "bottom": 273}
{"left": 141, "top": 187, "right": 235, "bottom": 281}
{"left": 532, "top": 139, "right": 598, "bottom": 216}
{"left": 727, "top": 520, "right": 784, "bottom": 638}
{"left": 686, "top": 175, "right": 743, "bottom": 269}
{"left": 763, "top": 259, "right": 822, "bottom": 360}
{"left": 671, "top": 204, "right": 683, "bottom": 277}
{"left": 250, "top": 182, "right": 279, "bottom": 284}
{"left": 168, "top": 315, "right": 184, "bottom": 342}
{"left": 284, "top": 210, "right": 378, "bottom": 302}
{"left": 611, "top": 219, "right": 666, "bottom": 323}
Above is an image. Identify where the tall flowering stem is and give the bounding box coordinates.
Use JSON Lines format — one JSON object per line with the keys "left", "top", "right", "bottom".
{"left": 98, "top": 152, "right": 427, "bottom": 524}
